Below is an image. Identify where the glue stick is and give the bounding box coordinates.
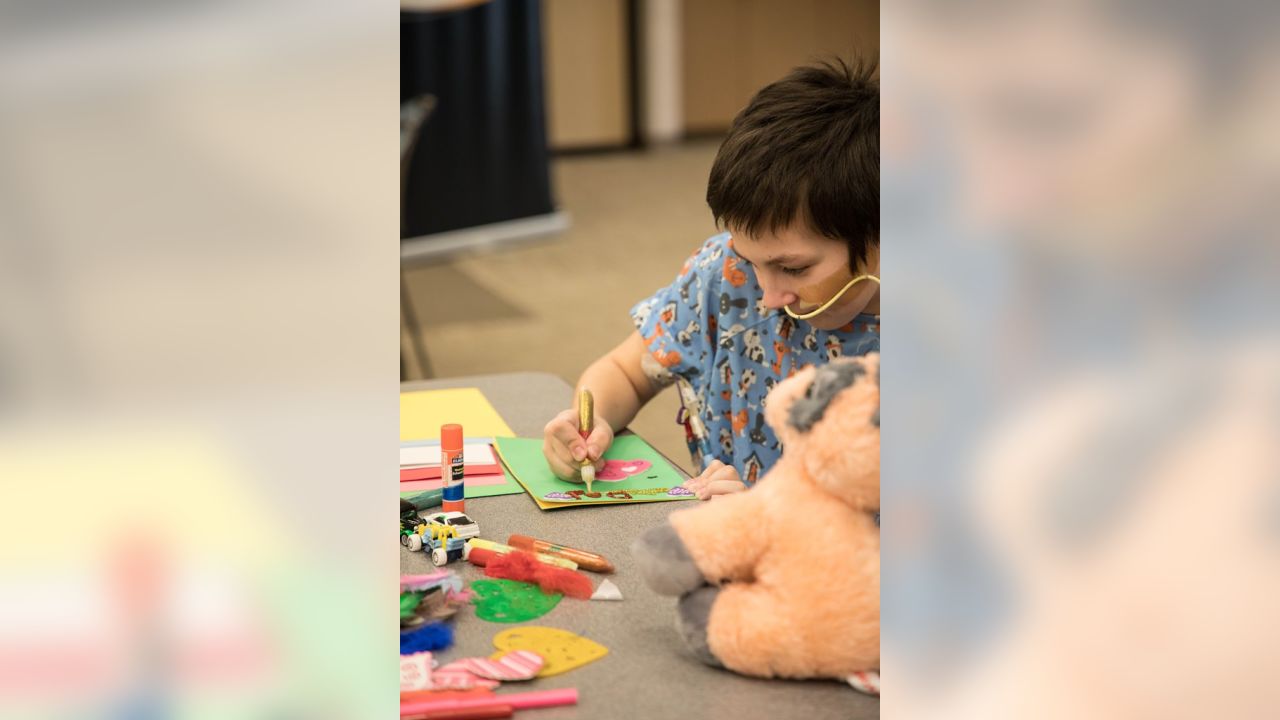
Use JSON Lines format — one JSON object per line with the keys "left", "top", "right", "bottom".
{"left": 441, "top": 424, "right": 464, "bottom": 512}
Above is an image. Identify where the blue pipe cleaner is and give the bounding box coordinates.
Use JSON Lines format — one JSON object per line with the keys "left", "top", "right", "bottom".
{"left": 400, "top": 622, "right": 454, "bottom": 655}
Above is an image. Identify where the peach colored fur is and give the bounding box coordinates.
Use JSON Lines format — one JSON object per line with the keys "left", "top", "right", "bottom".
{"left": 669, "top": 355, "right": 880, "bottom": 679}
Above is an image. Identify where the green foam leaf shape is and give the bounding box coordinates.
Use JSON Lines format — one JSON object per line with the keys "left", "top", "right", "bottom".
{"left": 471, "top": 579, "right": 561, "bottom": 623}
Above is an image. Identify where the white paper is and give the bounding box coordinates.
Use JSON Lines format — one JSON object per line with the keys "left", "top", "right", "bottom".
{"left": 400, "top": 441, "right": 496, "bottom": 468}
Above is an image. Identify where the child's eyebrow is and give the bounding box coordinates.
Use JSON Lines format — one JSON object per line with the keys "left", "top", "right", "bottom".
{"left": 765, "top": 254, "right": 806, "bottom": 266}
{"left": 732, "top": 245, "right": 808, "bottom": 267}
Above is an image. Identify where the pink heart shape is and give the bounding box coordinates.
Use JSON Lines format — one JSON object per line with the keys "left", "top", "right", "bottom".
{"left": 464, "top": 650, "right": 545, "bottom": 681}
{"left": 596, "top": 459, "right": 653, "bottom": 481}
{"left": 433, "top": 661, "right": 500, "bottom": 690}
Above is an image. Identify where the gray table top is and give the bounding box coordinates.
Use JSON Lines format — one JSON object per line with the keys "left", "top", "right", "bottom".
{"left": 401, "top": 372, "right": 876, "bottom": 719}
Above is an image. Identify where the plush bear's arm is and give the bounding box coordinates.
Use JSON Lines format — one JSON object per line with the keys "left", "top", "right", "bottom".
{"left": 631, "top": 522, "right": 708, "bottom": 596}
{"left": 668, "top": 492, "right": 768, "bottom": 584}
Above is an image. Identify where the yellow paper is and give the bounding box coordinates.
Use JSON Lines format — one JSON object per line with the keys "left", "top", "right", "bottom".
{"left": 492, "top": 626, "right": 609, "bottom": 677}
{"left": 400, "top": 387, "right": 515, "bottom": 441}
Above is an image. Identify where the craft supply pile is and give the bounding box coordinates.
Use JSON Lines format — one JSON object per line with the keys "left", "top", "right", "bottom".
{"left": 399, "top": 401, "right": 634, "bottom": 718}
{"left": 398, "top": 501, "right": 620, "bottom": 718}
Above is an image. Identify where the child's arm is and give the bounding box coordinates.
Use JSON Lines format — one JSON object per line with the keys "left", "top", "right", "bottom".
{"left": 543, "top": 330, "right": 667, "bottom": 480}
{"left": 580, "top": 330, "right": 664, "bottom": 434}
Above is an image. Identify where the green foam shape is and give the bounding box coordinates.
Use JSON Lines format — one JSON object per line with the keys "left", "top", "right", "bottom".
{"left": 400, "top": 591, "right": 424, "bottom": 619}
{"left": 470, "top": 579, "right": 561, "bottom": 623}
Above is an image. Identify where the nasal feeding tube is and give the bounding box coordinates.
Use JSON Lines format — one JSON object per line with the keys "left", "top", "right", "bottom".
{"left": 784, "top": 273, "right": 880, "bottom": 321}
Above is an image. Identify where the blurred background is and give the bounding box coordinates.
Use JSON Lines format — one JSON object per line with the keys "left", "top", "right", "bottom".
{"left": 6, "top": 0, "right": 1277, "bottom": 716}
{"left": 0, "top": 1, "right": 397, "bottom": 716}
{"left": 883, "top": 2, "right": 1280, "bottom": 718}
{"left": 400, "top": 0, "right": 879, "bottom": 471}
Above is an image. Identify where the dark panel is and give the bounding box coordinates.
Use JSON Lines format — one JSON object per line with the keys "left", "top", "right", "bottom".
{"left": 401, "top": 0, "right": 555, "bottom": 238}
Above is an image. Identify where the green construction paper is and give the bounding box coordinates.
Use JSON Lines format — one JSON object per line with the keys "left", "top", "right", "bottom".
{"left": 470, "top": 579, "right": 562, "bottom": 623}
{"left": 493, "top": 435, "right": 695, "bottom": 509}
{"left": 398, "top": 475, "right": 526, "bottom": 501}
{"left": 461, "top": 479, "right": 526, "bottom": 499}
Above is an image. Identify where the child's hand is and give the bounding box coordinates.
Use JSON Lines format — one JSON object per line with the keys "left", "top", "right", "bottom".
{"left": 684, "top": 459, "right": 747, "bottom": 500}
{"left": 543, "top": 409, "right": 614, "bottom": 481}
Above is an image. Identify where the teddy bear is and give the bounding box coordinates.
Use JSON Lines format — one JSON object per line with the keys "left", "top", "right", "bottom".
{"left": 631, "top": 354, "right": 880, "bottom": 682}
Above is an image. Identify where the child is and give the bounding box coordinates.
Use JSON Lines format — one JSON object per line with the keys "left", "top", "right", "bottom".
{"left": 543, "top": 58, "right": 879, "bottom": 499}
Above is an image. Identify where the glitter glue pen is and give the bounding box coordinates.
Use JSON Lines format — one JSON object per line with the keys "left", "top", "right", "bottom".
{"left": 578, "top": 389, "right": 595, "bottom": 493}
{"left": 441, "top": 424, "right": 464, "bottom": 513}
{"left": 508, "top": 534, "right": 615, "bottom": 574}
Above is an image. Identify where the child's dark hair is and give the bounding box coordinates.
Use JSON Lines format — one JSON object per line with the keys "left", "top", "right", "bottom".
{"left": 707, "top": 58, "right": 879, "bottom": 271}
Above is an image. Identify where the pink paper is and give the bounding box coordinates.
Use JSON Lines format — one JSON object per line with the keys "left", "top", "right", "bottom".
{"left": 400, "top": 473, "right": 511, "bottom": 493}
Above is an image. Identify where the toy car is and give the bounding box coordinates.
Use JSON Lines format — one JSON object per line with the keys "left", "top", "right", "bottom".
{"left": 428, "top": 536, "right": 467, "bottom": 567}
{"left": 400, "top": 521, "right": 470, "bottom": 566}
{"left": 421, "top": 511, "right": 480, "bottom": 540}
{"left": 400, "top": 511, "right": 425, "bottom": 546}
{"left": 401, "top": 521, "right": 450, "bottom": 551}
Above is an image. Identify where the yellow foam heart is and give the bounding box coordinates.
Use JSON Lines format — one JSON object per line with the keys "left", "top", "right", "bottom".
{"left": 491, "top": 626, "right": 609, "bottom": 677}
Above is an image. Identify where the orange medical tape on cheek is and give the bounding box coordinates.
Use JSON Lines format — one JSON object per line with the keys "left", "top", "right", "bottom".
{"left": 794, "top": 266, "right": 857, "bottom": 308}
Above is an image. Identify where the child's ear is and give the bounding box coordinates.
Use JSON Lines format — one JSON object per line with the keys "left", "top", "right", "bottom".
{"left": 851, "top": 237, "right": 880, "bottom": 274}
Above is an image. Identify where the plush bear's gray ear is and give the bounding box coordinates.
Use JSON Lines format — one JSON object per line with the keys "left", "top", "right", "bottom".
{"left": 787, "top": 360, "right": 865, "bottom": 432}
{"left": 800, "top": 355, "right": 880, "bottom": 510}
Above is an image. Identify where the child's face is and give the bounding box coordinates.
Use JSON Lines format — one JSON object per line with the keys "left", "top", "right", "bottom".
{"left": 729, "top": 223, "right": 879, "bottom": 331}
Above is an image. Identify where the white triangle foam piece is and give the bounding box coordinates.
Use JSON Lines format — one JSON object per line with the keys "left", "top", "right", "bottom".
{"left": 590, "top": 578, "right": 623, "bottom": 601}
